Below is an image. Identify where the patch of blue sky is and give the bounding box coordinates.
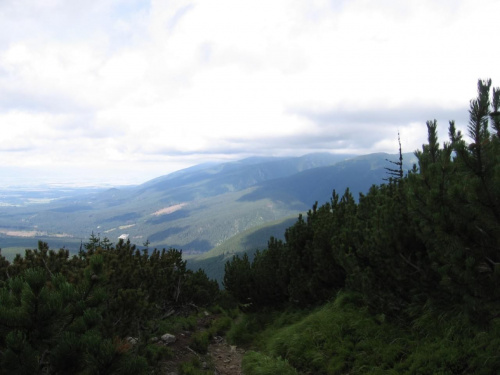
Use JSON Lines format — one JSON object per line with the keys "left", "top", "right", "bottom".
{"left": 111, "top": 0, "right": 151, "bottom": 21}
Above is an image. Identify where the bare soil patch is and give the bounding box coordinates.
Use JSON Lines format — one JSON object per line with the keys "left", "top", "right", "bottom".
{"left": 209, "top": 336, "right": 244, "bottom": 375}
{"left": 159, "top": 313, "right": 244, "bottom": 375}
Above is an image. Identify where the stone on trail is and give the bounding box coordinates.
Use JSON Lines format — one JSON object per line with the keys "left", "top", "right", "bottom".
{"left": 161, "top": 333, "right": 177, "bottom": 344}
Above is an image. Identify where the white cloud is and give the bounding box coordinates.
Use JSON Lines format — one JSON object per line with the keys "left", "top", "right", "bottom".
{"left": 0, "top": 0, "right": 499, "bottom": 186}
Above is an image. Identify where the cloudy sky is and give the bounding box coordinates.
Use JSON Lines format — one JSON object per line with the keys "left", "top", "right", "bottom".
{"left": 1, "top": 0, "right": 499, "bottom": 187}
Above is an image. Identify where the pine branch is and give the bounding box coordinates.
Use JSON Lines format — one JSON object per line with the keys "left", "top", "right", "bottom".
{"left": 384, "top": 132, "right": 404, "bottom": 180}
{"left": 41, "top": 258, "right": 54, "bottom": 278}
{"left": 398, "top": 253, "right": 423, "bottom": 273}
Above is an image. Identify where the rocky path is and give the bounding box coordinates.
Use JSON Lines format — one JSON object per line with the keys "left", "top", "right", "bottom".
{"left": 159, "top": 312, "right": 244, "bottom": 375}
{"left": 208, "top": 335, "right": 244, "bottom": 375}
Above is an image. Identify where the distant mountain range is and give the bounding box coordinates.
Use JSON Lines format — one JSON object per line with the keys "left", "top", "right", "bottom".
{"left": 0, "top": 152, "right": 417, "bottom": 263}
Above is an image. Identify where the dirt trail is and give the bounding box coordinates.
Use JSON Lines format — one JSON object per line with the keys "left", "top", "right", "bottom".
{"left": 159, "top": 313, "right": 244, "bottom": 375}
{"left": 208, "top": 335, "right": 244, "bottom": 375}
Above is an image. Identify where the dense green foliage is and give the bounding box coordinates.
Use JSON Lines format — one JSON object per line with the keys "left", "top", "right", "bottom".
{"left": 0, "top": 237, "right": 219, "bottom": 374}
{"left": 232, "top": 291, "right": 500, "bottom": 375}
{"left": 242, "top": 351, "right": 298, "bottom": 375}
{"left": 224, "top": 80, "right": 500, "bottom": 373}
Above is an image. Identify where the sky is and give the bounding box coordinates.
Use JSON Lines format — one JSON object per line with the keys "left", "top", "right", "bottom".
{"left": 1, "top": 0, "right": 499, "bottom": 187}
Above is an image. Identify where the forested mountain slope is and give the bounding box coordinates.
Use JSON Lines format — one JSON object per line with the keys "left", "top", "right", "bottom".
{"left": 0, "top": 152, "right": 409, "bottom": 257}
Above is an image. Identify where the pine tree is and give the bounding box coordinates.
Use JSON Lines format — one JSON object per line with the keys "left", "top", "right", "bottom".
{"left": 407, "top": 79, "right": 500, "bottom": 321}
{"left": 223, "top": 253, "right": 253, "bottom": 305}
{"left": 1, "top": 234, "right": 220, "bottom": 373}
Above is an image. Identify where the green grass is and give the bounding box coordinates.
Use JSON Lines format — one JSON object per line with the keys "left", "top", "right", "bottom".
{"left": 189, "top": 330, "right": 211, "bottom": 354}
{"left": 178, "top": 358, "right": 212, "bottom": 375}
{"left": 157, "top": 315, "right": 197, "bottom": 335}
{"left": 208, "top": 316, "right": 232, "bottom": 336}
{"left": 189, "top": 315, "right": 233, "bottom": 354}
{"left": 226, "top": 308, "right": 309, "bottom": 347}
{"left": 227, "top": 292, "right": 500, "bottom": 375}
{"left": 242, "top": 351, "right": 298, "bottom": 375}
{"left": 143, "top": 344, "right": 173, "bottom": 364}
{"left": 261, "top": 293, "right": 408, "bottom": 374}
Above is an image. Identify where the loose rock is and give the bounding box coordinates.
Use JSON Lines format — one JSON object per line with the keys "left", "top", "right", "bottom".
{"left": 126, "top": 337, "right": 138, "bottom": 346}
{"left": 161, "top": 333, "right": 177, "bottom": 344}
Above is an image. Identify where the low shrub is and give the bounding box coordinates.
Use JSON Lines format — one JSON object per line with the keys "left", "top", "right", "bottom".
{"left": 189, "top": 330, "right": 210, "bottom": 354}
{"left": 266, "top": 296, "right": 408, "bottom": 374}
{"left": 178, "top": 358, "right": 212, "bottom": 375}
{"left": 157, "top": 315, "right": 197, "bottom": 334}
{"left": 226, "top": 311, "right": 278, "bottom": 346}
{"left": 209, "top": 316, "right": 232, "bottom": 336}
{"left": 226, "top": 315, "right": 257, "bottom": 346}
{"left": 143, "top": 343, "right": 173, "bottom": 364}
{"left": 242, "top": 351, "right": 298, "bottom": 375}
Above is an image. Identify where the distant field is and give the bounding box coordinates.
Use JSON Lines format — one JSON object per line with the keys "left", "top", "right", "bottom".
{"left": 0, "top": 236, "right": 84, "bottom": 261}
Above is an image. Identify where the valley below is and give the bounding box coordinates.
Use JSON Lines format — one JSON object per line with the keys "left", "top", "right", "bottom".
{"left": 0, "top": 151, "right": 415, "bottom": 280}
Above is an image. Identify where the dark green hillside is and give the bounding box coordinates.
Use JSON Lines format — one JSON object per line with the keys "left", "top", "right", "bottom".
{"left": 239, "top": 152, "right": 417, "bottom": 206}
{"left": 134, "top": 153, "right": 353, "bottom": 201}
{"left": 187, "top": 215, "right": 298, "bottom": 282}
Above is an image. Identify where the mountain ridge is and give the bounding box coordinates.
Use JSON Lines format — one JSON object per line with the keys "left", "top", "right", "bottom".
{"left": 0, "top": 152, "right": 413, "bottom": 260}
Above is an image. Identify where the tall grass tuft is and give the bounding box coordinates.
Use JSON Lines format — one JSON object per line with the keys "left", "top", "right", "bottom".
{"left": 242, "top": 351, "right": 298, "bottom": 375}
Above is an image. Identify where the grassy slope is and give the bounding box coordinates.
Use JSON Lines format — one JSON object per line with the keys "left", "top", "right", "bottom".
{"left": 231, "top": 293, "right": 500, "bottom": 375}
